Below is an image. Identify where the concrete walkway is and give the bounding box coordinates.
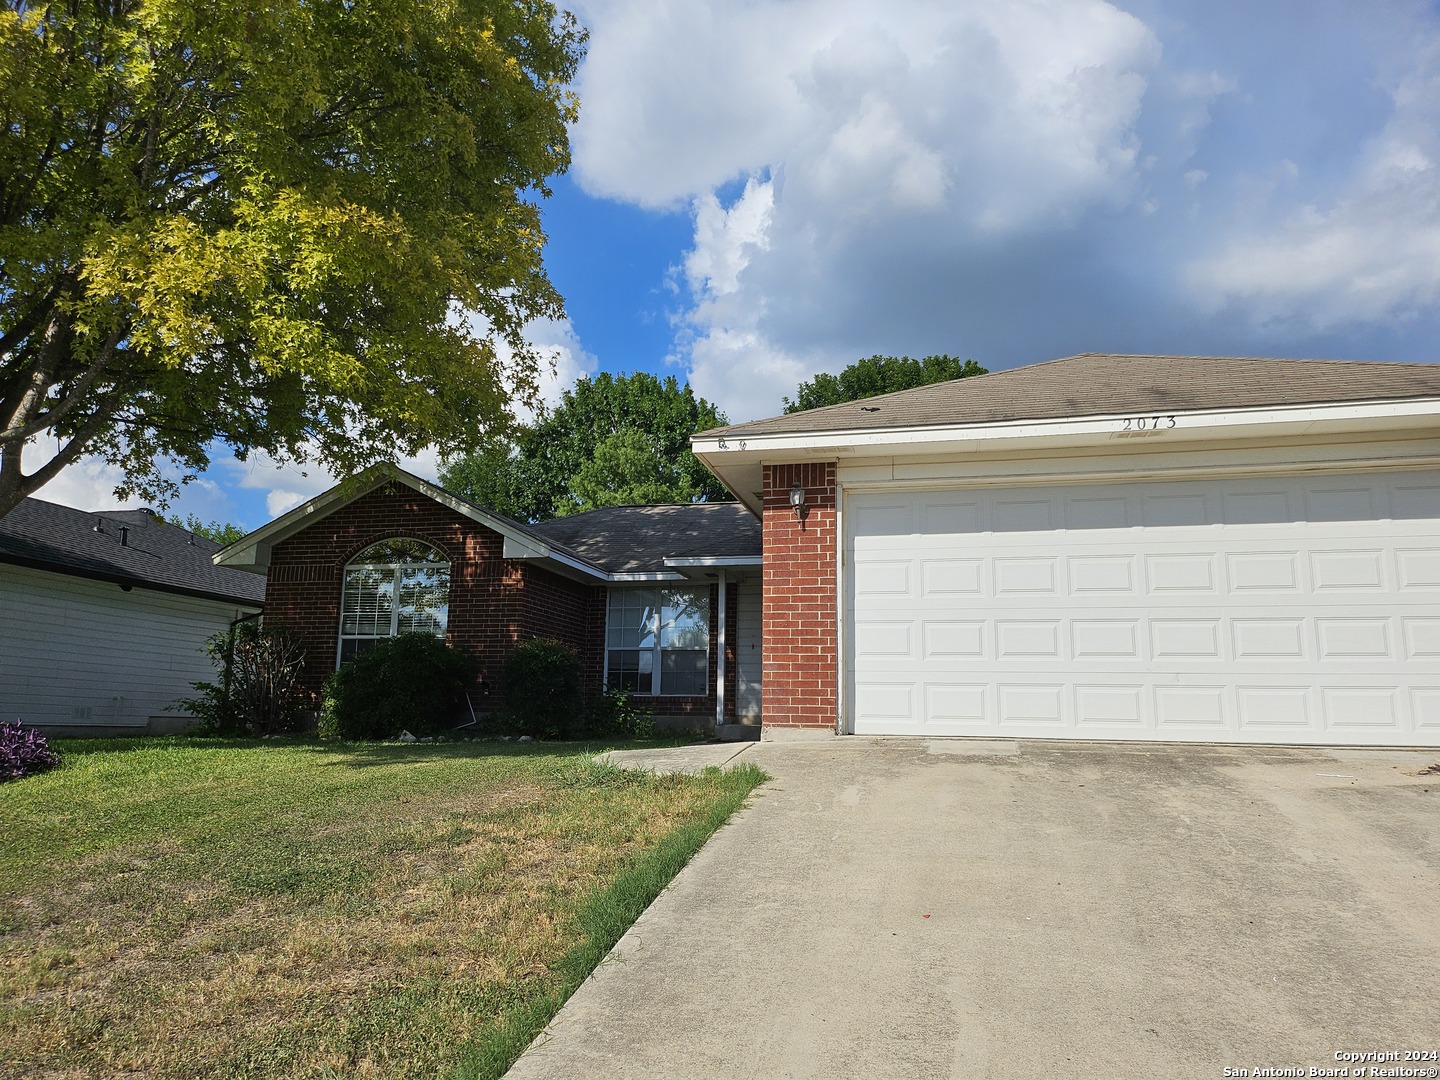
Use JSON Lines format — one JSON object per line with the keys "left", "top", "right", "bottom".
{"left": 509, "top": 738, "right": 1440, "bottom": 1079}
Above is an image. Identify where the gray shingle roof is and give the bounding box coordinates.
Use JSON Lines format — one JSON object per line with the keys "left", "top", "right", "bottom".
{"left": 529, "top": 502, "right": 760, "bottom": 575}
{"left": 0, "top": 498, "right": 266, "bottom": 606}
{"left": 702, "top": 354, "right": 1440, "bottom": 439}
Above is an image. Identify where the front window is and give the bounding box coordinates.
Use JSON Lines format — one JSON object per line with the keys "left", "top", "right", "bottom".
{"left": 339, "top": 538, "right": 450, "bottom": 664}
{"left": 606, "top": 586, "right": 709, "bottom": 696}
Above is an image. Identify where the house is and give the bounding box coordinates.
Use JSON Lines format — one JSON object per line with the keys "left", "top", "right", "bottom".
{"left": 214, "top": 471, "right": 763, "bottom": 736}
{"left": 694, "top": 353, "right": 1440, "bottom": 748}
{"left": 0, "top": 499, "right": 266, "bottom": 735}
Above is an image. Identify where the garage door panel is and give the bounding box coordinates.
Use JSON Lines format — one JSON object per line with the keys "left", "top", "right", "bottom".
{"left": 1413, "top": 690, "right": 1440, "bottom": 730}
{"left": 1075, "top": 685, "right": 1146, "bottom": 727}
{"left": 1227, "top": 551, "right": 1301, "bottom": 592}
{"left": 1073, "top": 620, "right": 1142, "bottom": 659}
{"left": 854, "top": 559, "right": 913, "bottom": 597}
{"left": 1322, "top": 687, "right": 1400, "bottom": 730}
{"left": 1232, "top": 618, "right": 1306, "bottom": 659}
{"left": 998, "top": 684, "right": 1065, "bottom": 725}
{"left": 993, "top": 557, "right": 1059, "bottom": 596}
{"left": 1069, "top": 555, "right": 1137, "bottom": 595}
{"left": 1392, "top": 483, "right": 1440, "bottom": 519}
{"left": 1403, "top": 619, "right": 1440, "bottom": 658}
{"left": 1397, "top": 547, "right": 1440, "bottom": 589}
{"left": 846, "top": 470, "right": 1440, "bottom": 747}
{"left": 1154, "top": 686, "right": 1228, "bottom": 728}
{"left": 1146, "top": 553, "right": 1218, "bottom": 593}
{"left": 920, "top": 559, "right": 984, "bottom": 596}
{"left": 1237, "top": 686, "right": 1314, "bottom": 729}
{"left": 922, "top": 621, "right": 986, "bottom": 659}
{"left": 992, "top": 495, "right": 1056, "bottom": 532}
{"left": 925, "top": 683, "right": 989, "bottom": 724}
{"left": 1306, "top": 486, "right": 1376, "bottom": 522}
{"left": 1312, "top": 549, "right": 1385, "bottom": 590}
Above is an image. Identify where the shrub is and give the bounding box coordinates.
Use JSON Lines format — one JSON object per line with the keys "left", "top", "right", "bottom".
{"left": 499, "top": 638, "right": 584, "bottom": 740}
{"left": 180, "top": 622, "right": 309, "bottom": 736}
{"left": 0, "top": 722, "right": 61, "bottom": 782}
{"left": 585, "top": 687, "right": 655, "bottom": 741}
{"left": 320, "top": 633, "right": 473, "bottom": 741}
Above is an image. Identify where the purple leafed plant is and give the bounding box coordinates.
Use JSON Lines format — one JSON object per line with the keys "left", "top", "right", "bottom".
{"left": 0, "top": 721, "right": 61, "bottom": 782}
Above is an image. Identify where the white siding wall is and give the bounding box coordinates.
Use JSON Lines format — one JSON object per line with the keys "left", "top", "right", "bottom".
{"left": 0, "top": 564, "right": 260, "bottom": 732}
{"left": 736, "top": 580, "right": 762, "bottom": 720}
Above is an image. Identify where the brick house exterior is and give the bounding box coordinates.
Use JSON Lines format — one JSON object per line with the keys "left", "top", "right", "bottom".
{"left": 693, "top": 353, "right": 1440, "bottom": 749}
{"left": 219, "top": 468, "right": 759, "bottom": 733}
{"left": 761, "top": 462, "right": 837, "bottom": 733}
{"left": 262, "top": 480, "right": 595, "bottom": 701}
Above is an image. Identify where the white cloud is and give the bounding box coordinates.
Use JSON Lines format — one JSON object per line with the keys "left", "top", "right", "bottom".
{"left": 522, "top": 316, "right": 601, "bottom": 414}
{"left": 1186, "top": 41, "right": 1440, "bottom": 328}
{"left": 20, "top": 434, "right": 236, "bottom": 520}
{"left": 571, "top": 0, "right": 1164, "bottom": 419}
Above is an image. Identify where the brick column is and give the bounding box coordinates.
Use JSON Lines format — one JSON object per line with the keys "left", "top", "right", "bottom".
{"left": 761, "top": 462, "right": 838, "bottom": 734}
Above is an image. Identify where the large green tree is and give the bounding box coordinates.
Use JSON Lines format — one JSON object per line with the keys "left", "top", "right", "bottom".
{"left": 439, "top": 372, "right": 729, "bottom": 520}
{"left": 0, "top": 0, "right": 585, "bottom": 518}
{"left": 783, "top": 354, "right": 988, "bottom": 413}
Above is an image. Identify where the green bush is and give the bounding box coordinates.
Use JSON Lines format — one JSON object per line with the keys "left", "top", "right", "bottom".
{"left": 499, "top": 638, "right": 585, "bottom": 740}
{"left": 180, "top": 622, "right": 309, "bottom": 736}
{"left": 585, "top": 687, "right": 655, "bottom": 741}
{"left": 320, "top": 633, "right": 473, "bottom": 741}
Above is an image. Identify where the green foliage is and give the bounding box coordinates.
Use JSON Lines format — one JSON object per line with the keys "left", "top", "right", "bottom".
{"left": 499, "top": 638, "right": 585, "bottom": 739}
{"left": 180, "top": 622, "right": 309, "bottom": 735}
{"left": 783, "top": 354, "right": 988, "bottom": 413}
{"left": 0, "top": 0, "right": 586, "bottom": 517}
{"left": 585, "top": 687, "right": 656, "bottom": 741}
{"left": 319, "top": 633, "right": 474, "bottom": 741}
{"left": 166, "top": 514, "right": 246, "bottom": 546}
{"left": 440, "top": 372, "right": 730, "bottom": 521}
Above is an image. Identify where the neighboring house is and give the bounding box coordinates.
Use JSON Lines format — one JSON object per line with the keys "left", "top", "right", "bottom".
{"left": 695, "top": 353, "right": 1440, "bottom": 748}
{"left": 214, "top": 471, "right": 763, "bottom": 736}
{"left": 0, "top": 500, "right": 265, "bottom": 735}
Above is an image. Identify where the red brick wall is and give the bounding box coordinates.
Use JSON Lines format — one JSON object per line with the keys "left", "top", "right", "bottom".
{"left": 264, "top": 482, "right": 593, "bottom": 702}
{"left": 762, "top": 462, "right": 838, "bottom": 730}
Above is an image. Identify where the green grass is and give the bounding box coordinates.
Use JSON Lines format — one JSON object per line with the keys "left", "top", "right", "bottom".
{"left": 0, "top": 737, "right": 765, "bottom": 1079}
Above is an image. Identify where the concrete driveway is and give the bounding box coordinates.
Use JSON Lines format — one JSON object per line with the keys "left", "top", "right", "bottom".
{"left": 507, "top": 739, "right": 1440, "bottom": 1080}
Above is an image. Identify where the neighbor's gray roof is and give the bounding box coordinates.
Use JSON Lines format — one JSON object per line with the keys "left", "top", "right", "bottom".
{"left": 0, "top": 498, "right": 266, "bottom": 606}
{"left": 529, "top": 502, "right": 760, "bottom": 575}
{"left": 702, "top": 354, "right": 1440, "bottom": 439}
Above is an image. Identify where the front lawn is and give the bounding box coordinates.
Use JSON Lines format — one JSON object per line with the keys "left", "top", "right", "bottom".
{"left": 0, "top": 738, "right": 763, "bottom": 1078}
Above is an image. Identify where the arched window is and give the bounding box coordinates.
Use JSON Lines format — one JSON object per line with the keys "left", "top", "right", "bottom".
{"left": 339, "top": 538, "right": 450, "bottom": 663}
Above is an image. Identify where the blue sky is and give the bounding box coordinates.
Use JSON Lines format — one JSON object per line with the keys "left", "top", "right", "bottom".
{"left": 35, "top": 0, "right": 1440, "bottom": 529}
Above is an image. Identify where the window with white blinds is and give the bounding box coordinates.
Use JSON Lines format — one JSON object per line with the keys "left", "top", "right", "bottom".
{"left": 605, "top": 586, "right": 709, "bottom": 696}
{"left": 338, "top": 539, "right": 450, "bottom": 663}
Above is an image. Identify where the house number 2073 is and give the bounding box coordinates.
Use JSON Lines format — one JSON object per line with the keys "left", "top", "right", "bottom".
{"left": 1121, "top": 415, "right": 1176, "bottom": 431}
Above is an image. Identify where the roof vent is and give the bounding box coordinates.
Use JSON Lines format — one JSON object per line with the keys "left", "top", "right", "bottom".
{"left": 93, "top": 520, "right": 105, "bottom": 534}
{"left": 118, "top": 525, "right": 130, "bottom": 547}
{"left": 138, "top": 507, "right": 157, "bottom": 518}
{"left": 860, "top": 405, "right": 880, "bottom": 413}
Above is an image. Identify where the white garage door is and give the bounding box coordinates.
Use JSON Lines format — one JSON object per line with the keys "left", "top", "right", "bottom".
{"left": 846, "top": 470, "right": 1440, "bottom": 746}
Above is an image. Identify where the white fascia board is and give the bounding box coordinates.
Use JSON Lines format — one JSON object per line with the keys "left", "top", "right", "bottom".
{"left": 213, "top": 464, "right": 609, "bottom": 582}
{"left": 663, "top": 556, "right": 763, "bottom": 568}
{"left": 692, "top": 397, "right": 1440, "bottom": 461}
{"left": 608, "top": 571, "right": 688, "bottom": 583}
{"left": 212, "top": 475, "right": 384, "bottom": 569}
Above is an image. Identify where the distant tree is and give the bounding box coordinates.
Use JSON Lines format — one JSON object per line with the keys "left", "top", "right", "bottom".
{"left": 433, "top": 437, "right": 530, "bottom": 521}
{"left": 439, "top": 373, "right": 729, "bottom": 520}
{"left": 571, "top": 427, "right": 688, "bottom": 512}
{"left": 783, "top": 355, "right": 988, "bottom": 413}
{"left": 0, "top": 0, "right": 585, "bottom": 518}
{"left": 167, "top": 514, "right": 245, "bottom": 546}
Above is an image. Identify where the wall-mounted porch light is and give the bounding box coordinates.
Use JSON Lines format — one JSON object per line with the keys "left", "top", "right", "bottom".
{"left": 789, "top": 481, "right": 806, "bottom": 519}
